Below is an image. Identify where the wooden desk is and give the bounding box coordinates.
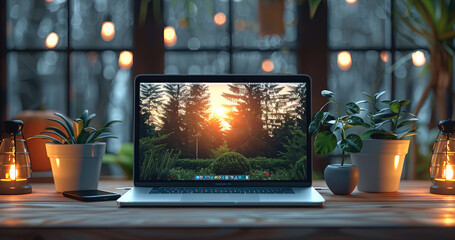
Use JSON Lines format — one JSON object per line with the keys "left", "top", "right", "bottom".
{"left": 1, "top": 180, "right": 455, "bottom": 240}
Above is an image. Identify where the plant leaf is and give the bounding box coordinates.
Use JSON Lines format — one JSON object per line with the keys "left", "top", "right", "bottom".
{"left": 389, "top": 100, "right": 401, "bottom": 113}
{"left": 28, "top": 135, "right": 62, "bottom": 144}
{"left": 40, "top": 131, "right": 67, "bottom": 141}
{"left": 363, "top": 92, "right": 374, "bottom": 100}
{"left": 399, "top": 99, "right": 411, "bottom": 107}
{"left": 397, "top": 118, "right": 419, "bottom": 128}
{"left": 309, "top": 0, "right": 322, "bottom": 19}
{"left": 54, "top": 112, "right": 74, "bottom": 136}
{"left": 346, "top": 116, "right": 364, "bottom": 126}
{"left": 321, "top": 90, "right": 334, "bottom": 99}
{"left": 73, "top": 119, "right": 83, "bottom": 142}
{"left": 45, "top": 126, "right": 69, "bottom": 140}
{"left": 86, "top": 113, "right": 96, "bottom": 127}
{"left": 309, "top": 112, "right": 324, "bottom": 135}
{"left": 346, "top": 102, "right": 360, "bottom": 115}
{"left": 338, "top": 134, "right": 362, "bottom": 153}
{"left": 398, "top": 132, "right": 418, "bottom": 139}
{"left": 46, "top": 118, "right": 76, "bottom": 143}
{"left": 314, "top": 131, "right": 337, "bottom": 155}
{"left": 373, "top": 111, "right": 398, "bottom": 120}
{"left": 374, "top": 91, "right": 386, "bottom": 100}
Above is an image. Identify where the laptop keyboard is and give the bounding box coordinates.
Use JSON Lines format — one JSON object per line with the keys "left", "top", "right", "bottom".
{"left": 149, "top": 187, "right": 295, "bottom": 194}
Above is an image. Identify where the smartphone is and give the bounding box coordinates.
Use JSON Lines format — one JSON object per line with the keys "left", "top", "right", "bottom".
{"left": 63, "top": 190, "right": 121, "bottom": 202}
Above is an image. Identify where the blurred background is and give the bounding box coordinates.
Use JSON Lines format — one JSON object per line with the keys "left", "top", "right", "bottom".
{"left": 0, "top": 0, "right": 449, "bottom": 179}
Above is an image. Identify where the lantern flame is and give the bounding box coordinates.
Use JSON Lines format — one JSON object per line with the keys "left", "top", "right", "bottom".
{"left": 9, "top": 165, "right": 16, "bottom": 180}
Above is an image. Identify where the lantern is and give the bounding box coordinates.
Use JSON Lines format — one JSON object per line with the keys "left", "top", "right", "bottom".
{"left": 0, "top": 120, "right": 32, "bottom": 194}
{"left": 430, "top": 120, "right": 455, "bottom": 194}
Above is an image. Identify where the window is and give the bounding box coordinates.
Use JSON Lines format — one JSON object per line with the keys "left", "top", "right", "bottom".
{"left": 163, "top": 0, "right": 298, "bottom": 74}
{"left": 327, "top": 0, "right": 430, "bottom": 178}
{"left": 6, "top": 0, "right": 134, "bottom": 151}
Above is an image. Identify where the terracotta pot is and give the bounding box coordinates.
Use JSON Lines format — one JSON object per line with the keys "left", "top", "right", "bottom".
{"left": 13, "top": 110, "right": 69, "bottom": 171}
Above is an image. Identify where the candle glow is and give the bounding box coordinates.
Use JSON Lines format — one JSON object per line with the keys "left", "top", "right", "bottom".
{"left": 9, "top": 165, "right": 16, "bottom": 180}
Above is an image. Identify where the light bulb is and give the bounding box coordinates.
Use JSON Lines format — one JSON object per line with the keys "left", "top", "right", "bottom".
{"left": 164, "top": 26, "right": 177, "bottom": 47}
{"left": 261, "top": 59, "right": 274, "bottom": 72}
{"left": 45, "top": 32, "right": 59, "bottom": 49}
{"left": 119, "top": 51, "right": 133, "bottom": 70}
{"left": 337, "top": 51, "right": 352, "bottom": 71}
{"left": 412, "top": 50, "right": 426, "bottom": 66}
{"left": 101, "top": 21, "right": 115, "bottom": 42}
{"left": 214, "top": 12, "right": 226, "bottom": 26}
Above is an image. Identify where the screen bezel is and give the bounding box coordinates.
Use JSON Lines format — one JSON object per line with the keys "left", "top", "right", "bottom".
{"left": 134, "top": 75, "right": 312, "bottom": 187}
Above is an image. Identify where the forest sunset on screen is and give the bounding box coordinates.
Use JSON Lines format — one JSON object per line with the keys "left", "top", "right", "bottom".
{"left": 139, "top": 82, "right": 308, "bottom": 181}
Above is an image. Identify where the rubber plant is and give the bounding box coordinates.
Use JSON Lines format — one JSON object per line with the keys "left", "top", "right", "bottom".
{"left": 359, "top": 91, "right": 418, "bottom": 140}
{"left": 29, "top": 110, "right": 120, "bottom": 144}
{"left": 309, "top": 90, "right": 363, "bottom": 166}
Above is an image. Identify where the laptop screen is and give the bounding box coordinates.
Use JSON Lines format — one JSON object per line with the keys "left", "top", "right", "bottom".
{"left": 136, "top": 78, "right": 310, "bottom": 184}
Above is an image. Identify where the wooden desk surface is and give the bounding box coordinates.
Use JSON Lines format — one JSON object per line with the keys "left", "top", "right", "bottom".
{"left": 1, "top": 180, "right": 455, "bottom": 239}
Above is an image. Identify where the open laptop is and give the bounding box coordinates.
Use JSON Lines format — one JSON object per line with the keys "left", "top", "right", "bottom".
{"left": 117, "top": 75, "right": 325, "bottom": 207}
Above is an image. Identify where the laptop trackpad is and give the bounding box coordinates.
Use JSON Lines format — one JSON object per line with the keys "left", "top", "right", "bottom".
{"left": 182, "top": 194, "right": 260, "bottom": 202}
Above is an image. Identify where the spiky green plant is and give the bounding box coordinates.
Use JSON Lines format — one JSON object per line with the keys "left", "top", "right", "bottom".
{"left": 29, "top": 110, "right": 120, "bottom": 144}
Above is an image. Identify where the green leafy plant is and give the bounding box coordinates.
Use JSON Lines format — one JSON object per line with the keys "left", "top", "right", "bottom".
{"left": 360, "top": 91, "right": 418, "bottom": 140}
{"left": 29, "top": 110, "right": 120, "bottom": 144}
{"left": 211, "top": 152, "right": 251, "bottom": 175}
{"left": 309, "top": 90, "right": 363, "bottom": 166}
{"left": 103, "top": 143, "right": 134, "bottom": 179}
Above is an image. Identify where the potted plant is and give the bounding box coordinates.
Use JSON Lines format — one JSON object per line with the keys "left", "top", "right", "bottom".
{"left": 29, "top": 110, "right": 120, "bottom": 192}
{"left": 350, "top": 91, "right": 418, "bottom": 192}
{"left": 309, "top": 90, "right": 363, "bottom": 195}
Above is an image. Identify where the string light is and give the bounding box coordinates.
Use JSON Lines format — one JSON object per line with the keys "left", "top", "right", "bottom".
{"left": 380, "top": 51, "right": 389, "bottom": 63}
{"left": 101, "top": 21, "right": 115, "bottom": 42}
{"left": 164, "top": 26, "right": 177, "bottom": 47}
{"left": 337, "top": 51, "right": 352, "bottom": 71}
{"left": 262, "top": 59, "right": 274, "bottom": 72}
{"left": 45, "top": 32, "right": 59, "bottom": 49}
{"left": 118, "top": 51, "right": 133, "bottom": 70}
{"left": 412, "top": 50, "right": 426, "bottom": 66}
{"left": 214, "top": 12, "right": 226, "bottom": 26}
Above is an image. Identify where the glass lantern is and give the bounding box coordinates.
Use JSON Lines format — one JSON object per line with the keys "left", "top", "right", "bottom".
{"left": 430, "top": 120, "right": 455, "bottom": 195}
{"left": 0, "top": 120, "right": 32, "bottom": 194}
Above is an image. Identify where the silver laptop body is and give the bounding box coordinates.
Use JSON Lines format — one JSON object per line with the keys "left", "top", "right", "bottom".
{"left": 118, "top": 75, "right": 325, "bottom": 207}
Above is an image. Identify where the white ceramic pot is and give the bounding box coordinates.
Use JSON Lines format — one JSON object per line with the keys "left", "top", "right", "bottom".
{"left": 46, "top": 143, "right": 106, "bottom": 192}
{"left": 350, "top": 139, "right": 410, "bottom": 192}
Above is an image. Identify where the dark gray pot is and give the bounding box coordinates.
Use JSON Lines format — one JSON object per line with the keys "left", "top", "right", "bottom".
{"left": 324, "top": 164, "right": 359, "bottom": 195}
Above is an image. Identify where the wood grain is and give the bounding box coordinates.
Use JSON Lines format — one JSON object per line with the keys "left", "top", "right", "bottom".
{"left": 1, "top": 180, "right": 455, "bottom": 239}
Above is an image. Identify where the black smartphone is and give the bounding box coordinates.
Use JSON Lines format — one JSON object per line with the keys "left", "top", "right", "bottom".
{"left": 63, "top": 190, "right": 121, "bottom": 202}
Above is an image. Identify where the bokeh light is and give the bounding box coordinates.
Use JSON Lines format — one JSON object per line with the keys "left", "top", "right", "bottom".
{"left": 380, "top": 51, "right": 389, "bottom": 63}
{"left": 164, "top": 26, "right": 177, "bottom": 47}
{"left": 214, "top": 12, "right": 226, "bottom": 26}
{"left": 412, "top": 50, "right": 426, "bottom": 66}
{"left": 345, "top": 0, "right": 357, "bottom": 4}
{"left": 101, "top": 21, "right": 115, "bottom": 42}
{"left": 337, "top": 51, "right": 352, "bottom": 71}
{"left": 261, "top": 59, "right": 274, "bottom": 72}
{"left": 45, "top": 32, "right": 59, "bottom": 49}
{"left": 118, "top": 51, "right": 133, "bottom": 70}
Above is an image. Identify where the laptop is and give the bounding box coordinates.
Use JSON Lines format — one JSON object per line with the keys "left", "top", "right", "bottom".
{"left": 117, "top": 75, "right": 325, "bottom": 207}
